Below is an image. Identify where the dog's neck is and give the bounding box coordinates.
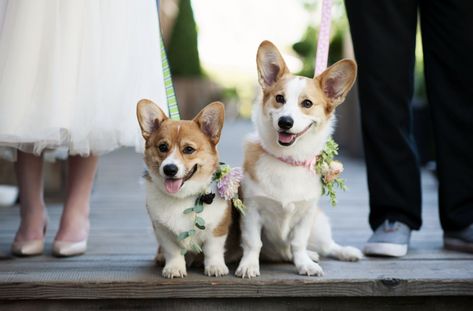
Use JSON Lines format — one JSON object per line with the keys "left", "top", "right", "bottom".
{"left": 260, "top": 144, "right": 318, "bottom": 172}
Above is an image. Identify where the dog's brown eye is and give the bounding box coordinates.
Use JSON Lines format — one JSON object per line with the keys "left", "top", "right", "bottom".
{"left": 275, "top": 95, "right": 285, "bottom": 104}
{"left": 302, "top": 99, "right": 313, "bottom": 108}
{"left": 158, "top": 143, "right": 169, "bottom": 153}
{"left": 183, "top": 146, "right": 195, "bottom": 154}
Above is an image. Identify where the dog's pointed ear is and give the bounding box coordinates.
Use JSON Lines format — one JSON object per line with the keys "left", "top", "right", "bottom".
{"left": 193, "top": 102, "right": 225, "bottom": 145}
{"left": 257, "top": 40, "right": 289, "bottom": 89}
{"left": 316, "top": 59, "right": 357, "bottom": 109}
{"left": 136, "top": 99, "right": 168, "bottom": 140}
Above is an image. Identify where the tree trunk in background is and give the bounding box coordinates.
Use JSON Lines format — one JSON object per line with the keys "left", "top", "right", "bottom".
{"left": 173, "top": 78, "right": 222, "bottom": 120}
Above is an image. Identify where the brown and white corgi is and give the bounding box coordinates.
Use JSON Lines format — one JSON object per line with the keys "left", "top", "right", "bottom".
{"left": 236, "top": 41, "right": 362, "bottom": 278}
{"left": 137, "top": 100, "right": 235, "bottom": 278}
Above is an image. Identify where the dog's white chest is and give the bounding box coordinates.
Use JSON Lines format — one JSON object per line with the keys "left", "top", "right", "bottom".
{"left": 145, "top": 181, "right": 227, "bottom": 240}
{"left": 246, "top": 154, "right": 322, "bottom": 204}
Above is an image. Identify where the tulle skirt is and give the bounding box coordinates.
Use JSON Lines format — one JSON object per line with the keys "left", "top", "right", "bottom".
{"left": 0, "top": 0, "right": 168, "bottom": 161}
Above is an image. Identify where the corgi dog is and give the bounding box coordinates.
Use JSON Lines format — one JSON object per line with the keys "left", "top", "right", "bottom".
{"left": 137, "top": 100, "right": 235, "bottom": 279}
{"left": 236, "top": 41, "right": 362, "bottom": 278}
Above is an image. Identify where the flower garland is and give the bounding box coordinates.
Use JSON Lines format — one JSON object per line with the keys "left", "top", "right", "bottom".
{"left": 178, "top": 164, "right": 245, "bottom": 255}
{"left": 315, "top": 137, "right": 347, "bottom": 207}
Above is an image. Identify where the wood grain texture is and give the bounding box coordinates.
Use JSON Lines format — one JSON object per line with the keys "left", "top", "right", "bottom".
{"left": 0, "top": 125, "right": 472, "bottom": 303}
{"left": 2, "top": 297, "right": 473, "bottom": 311}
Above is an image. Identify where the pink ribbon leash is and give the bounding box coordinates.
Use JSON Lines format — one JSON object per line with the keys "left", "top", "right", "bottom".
{"left": 314, "top": 0, "right": 333, "bottom": 76}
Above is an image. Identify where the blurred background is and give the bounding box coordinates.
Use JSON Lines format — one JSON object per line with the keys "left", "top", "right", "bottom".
{"left": 159, "top": 0, "right": 433, "bottom": 162}
{"left": 0, "top": 0, "right": 435, "bottom": 200}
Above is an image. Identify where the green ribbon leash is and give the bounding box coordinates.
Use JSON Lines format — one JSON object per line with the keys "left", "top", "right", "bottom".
{"left": 157, "top": 2, "right": 180, "bottom": 120}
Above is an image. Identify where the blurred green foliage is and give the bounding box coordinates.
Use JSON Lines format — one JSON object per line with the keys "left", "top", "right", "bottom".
{"left": 168, "top": 0, "right": 203, "bottom": 77}
{"left": 292, "top": 26, "right": 344, "bottom": 77}
{"left": 222, "top": 87, "right": 239, "bottom": 101}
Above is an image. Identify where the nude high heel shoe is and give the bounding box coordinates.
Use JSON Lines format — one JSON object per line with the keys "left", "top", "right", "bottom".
{"left": 11, "top": 222, "right": 47, "bottom": 256}
{"left": 11, "top": 239, "right": 44, "bottom": 256}
{"left": 53, "top": 214, "right": 90, "bottom": 257}
{"left": 52, "top": 239, "right": 87, "bottom": 257}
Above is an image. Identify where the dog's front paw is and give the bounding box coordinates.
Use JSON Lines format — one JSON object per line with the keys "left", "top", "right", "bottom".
{"left": 162, "top": 264, "right": 187, "bottom": 279}
{"left": 297, "top": 260, "right": 324, "bottom": 276}
{"left": 205, "top": 263, "right": 229, "bottom": 277}
{"left": 235, "top": 259, "right": 260, "bottom": 279}
{"left": 336, "top": 246, "right": 363, "bottom": 262}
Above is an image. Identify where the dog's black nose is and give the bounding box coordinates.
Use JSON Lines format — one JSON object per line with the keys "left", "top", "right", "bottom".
{"left": 163, "top": 164, "right": 178, "bottom": 177}
{"left": 278, "top": 116, "right": 294, "bottom": 130}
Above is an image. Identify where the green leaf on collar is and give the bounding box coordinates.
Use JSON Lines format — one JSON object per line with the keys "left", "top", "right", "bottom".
{"left": 191, "top": 243, "right": 202, "bottom": 253}
{"left": 177, "top": 231, "right": 189, "bottom": 241}
{"left": 183, "top": 207, "right": 194, "bottom": 214}
{"left": 315, "top": 137, "right": 347, "bottom": 207}
{"left": 214, "top": 163, "right": 231, "bottom": 181}
{"left": 193, "top": 203, "right": 204, "bottom": 213}
{"left": 177, "top": 229, "right": 196, "bottom": 241}
{"left": 232, "top": 198, "right": 246, "bottom": 215}
{"left": 195, "top": 216, "right": 206, "bottom": 230}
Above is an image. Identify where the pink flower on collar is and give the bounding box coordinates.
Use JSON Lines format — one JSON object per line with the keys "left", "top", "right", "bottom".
{"left": 217, "top": 167, "right": 243, "bottom": 200}
{"left": 324, "top": 160, "right": 344, "bottom": 182}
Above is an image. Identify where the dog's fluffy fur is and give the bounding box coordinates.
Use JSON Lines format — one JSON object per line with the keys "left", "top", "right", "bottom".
{"left": 236, "top": 41, "right": 362, "bottom": 278}
{"left": 137, "top": 100, "right": 233, "bottom": 278}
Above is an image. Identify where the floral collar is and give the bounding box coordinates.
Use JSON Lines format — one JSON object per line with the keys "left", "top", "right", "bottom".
{"left": 262, "top": 137, "right": 347, "bottom": 207}
{"left": 177, "top": 163, "right": 245, "bottom": 254}
{"left": 275, "top": 155, "right": 317, "bottom": 172}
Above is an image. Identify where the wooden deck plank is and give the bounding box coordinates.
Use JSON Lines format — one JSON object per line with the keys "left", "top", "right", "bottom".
{"left": 2, "top": 297, "right": 473, "bottom": 311}
{"left": 1, "top": 261, "right": 473, "bottom": 299}
{"left": 0, "top": 120, "right": 472, "bottom": 303}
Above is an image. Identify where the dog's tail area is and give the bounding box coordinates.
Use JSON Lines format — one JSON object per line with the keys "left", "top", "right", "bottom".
{"left": 308, "top": 209, "right": 363, "bottom": 262}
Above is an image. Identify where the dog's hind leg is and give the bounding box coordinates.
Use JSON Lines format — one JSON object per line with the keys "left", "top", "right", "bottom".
{"left": 306, "top": 250, "right": 320, "bottom": 262}
{"left": 308, "top": 208, "right": 363, "bottom": 261}
{"left": 154, "top": 246, "right": 165, "bottom": 266}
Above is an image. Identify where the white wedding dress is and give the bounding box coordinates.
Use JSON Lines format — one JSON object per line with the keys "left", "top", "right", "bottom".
{"left": 0, "top": 0, "right": 169, "bottom": 161}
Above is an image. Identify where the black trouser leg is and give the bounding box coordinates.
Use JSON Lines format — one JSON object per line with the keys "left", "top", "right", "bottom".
{"left": 345, "top": 0, "right": 422, "bottom": 230}
{"left": 419, "top": 0, "right": 473, "bottom": 231}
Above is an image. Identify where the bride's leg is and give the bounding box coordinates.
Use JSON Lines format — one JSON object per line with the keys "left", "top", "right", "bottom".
{"left": 54, "top": 155, "right": 98, "bottom": 242}
{"left": 14, "top": 151, "right": 47, "bottom": 242}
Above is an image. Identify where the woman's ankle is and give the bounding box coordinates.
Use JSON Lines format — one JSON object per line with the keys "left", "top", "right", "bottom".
{"left": 15, "top": 205, "right": 47, "bottom": 242}
{"left": 54, "top": 208, "right": 90, "bottom": 242}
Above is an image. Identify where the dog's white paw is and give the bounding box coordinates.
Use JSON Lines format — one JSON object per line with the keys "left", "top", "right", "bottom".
{"left": 162, "top": 264, "right": 187, "bottom": 279}
{"left": 297, "top": 260, "right": 324, "bottom": 277}
{"left": 336, "top": 246, "right": 363, "bottom": 262}
{"left": 205, "top": 263, "right": 229, "bottom": 277}
{"left": 235, "top": 259, "right": 260, "bottom": 278}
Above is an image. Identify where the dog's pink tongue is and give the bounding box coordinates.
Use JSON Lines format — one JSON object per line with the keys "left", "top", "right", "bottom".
{"left": 164, "top": 178, "right": 183, "bottom": 193}
{"left": 278, "top": 132, "right": 296, "bottom": 144}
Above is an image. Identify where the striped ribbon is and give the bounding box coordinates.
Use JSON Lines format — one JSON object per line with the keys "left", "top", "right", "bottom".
{"left": 157, "top": 1, "right": 180, "bottom": 120}
{"left": 160, "top": 35, "right": 180, "bottom": 120}
{"left": 314, "top": 0, "right": 333, "bottom": 76}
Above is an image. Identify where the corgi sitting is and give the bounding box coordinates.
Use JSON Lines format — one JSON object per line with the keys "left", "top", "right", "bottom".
{"left": 236, "top": 41, "right": 362, "bottom": 278}
{"left": 137, "top": 100, "right": 236, "bottom": 279}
